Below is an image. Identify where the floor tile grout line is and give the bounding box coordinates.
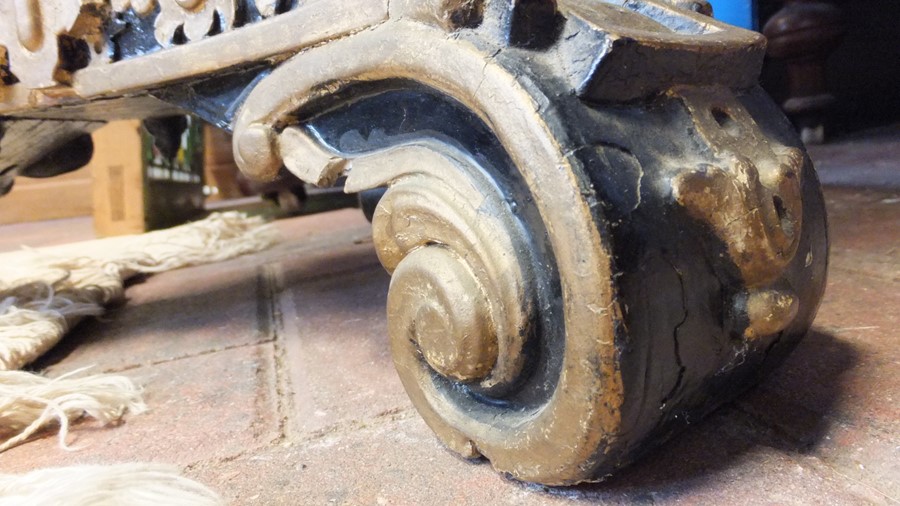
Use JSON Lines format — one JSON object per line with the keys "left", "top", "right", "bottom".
{"left": 80, "top": 233, "right": 380, "bottom": 376}
{"left": 295, "top": 407, "right": 418, "bottom": 444}
{"left": 94, "top": 338, "right": 277, "bottom": 374}
{"left": 262, "top": 261, "right": 296, "bottom": 444}
{"left": 272, "top": 258, "right": 384, "bottom": 287}
{"left": 243, "top": 226, "right": 374, "bottom": 267}
{"left": 184, "top": 405, "right": 419, "bottom": 474}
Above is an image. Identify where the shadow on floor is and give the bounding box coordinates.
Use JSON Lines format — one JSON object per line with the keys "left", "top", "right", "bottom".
{"left": 532, "top": 329, "right": 859, "bottom": 500}
{"left": 24, "top": 234, "right": 864, "bottom": 502}
{"left": 29, "top": 240, "right": 384, "bottom": 373}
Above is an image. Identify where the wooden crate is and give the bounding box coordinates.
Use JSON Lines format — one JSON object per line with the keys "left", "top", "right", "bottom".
{"left": 90, "top": 120, "right": 146, "bottom": 236}
{"left": 91, "top": 118, "right": 205, "bottom": 237}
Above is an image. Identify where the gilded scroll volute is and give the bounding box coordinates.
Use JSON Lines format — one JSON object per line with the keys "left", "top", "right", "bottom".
{"left": 344, "top": 145, "right": 536, "bottom": 390}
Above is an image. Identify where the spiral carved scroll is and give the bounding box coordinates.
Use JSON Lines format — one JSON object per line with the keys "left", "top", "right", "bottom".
{"left": 119, "top": 0, "right": 285, "bottom": 47}
{"left": 344, "top": 144, "right": 535, "bottom": 391}
{"left": 231, "top": 21, "right": 625, "bottom": 484}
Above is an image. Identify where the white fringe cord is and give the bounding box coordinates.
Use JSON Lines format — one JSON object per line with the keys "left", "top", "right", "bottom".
{"left": 0, "top": 464, "right": 224, "bottom": 506}
{"left": 0, "top": 212, "right": 279, "bottom": 371}
{"left": 0, "top": 212, "right": 278, "bottom": 453}
{"left": 0, "top": 368, "right": 146, "bottom": 453}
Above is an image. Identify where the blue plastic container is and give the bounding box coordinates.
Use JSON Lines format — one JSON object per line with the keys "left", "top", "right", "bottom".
{"left": 709, "top": 0, "right": 756, "bottom": 29}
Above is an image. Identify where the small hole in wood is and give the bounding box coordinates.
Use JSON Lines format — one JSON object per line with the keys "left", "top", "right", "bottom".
{"left": 711, "top": 107, "right": 740, "bottom": 137}
{"left": 772, "top": 195, "right": 794, "bottom": 236}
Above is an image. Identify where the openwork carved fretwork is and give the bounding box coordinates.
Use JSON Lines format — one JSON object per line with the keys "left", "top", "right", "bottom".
{"left": 0, "top": 0, "right": 304, "bottom": 89}
{"left": 110, "top": 0, "right": 156, "bottom": 15}
{"left": 0, "top": 0, "right": 829, "bottom": 486}
{"left": 0, "top": 1, "right": 108, "bottom": 88}
{"left": 155, "top": 0, "right": 237, "bottom": 46}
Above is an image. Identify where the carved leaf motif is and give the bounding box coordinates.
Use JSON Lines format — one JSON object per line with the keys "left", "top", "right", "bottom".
{"left": 154, "top": 0, "right": 237, "bottom": 46}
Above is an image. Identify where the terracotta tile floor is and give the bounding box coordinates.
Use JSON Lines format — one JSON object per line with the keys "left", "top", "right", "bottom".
{"left": 1, "top": 138, "right": 897, "bottom": 504}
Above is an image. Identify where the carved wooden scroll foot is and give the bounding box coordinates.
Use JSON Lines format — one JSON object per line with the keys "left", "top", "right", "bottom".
{"left": 0, "top": 0, "right": 829, "bottom": 486}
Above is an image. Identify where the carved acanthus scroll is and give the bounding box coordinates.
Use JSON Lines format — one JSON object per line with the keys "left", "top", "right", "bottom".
{"left": 230, "top": 21, "right": 631, "bottom": 484}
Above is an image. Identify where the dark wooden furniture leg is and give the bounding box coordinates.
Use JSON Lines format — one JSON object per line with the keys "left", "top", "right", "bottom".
{"left": 763, "top": 0, "right": 845, "bottom": 143}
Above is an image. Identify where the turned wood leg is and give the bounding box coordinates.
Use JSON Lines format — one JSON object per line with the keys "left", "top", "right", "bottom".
{"left": 764, "top": 0, "right": 845, "bottom": 144}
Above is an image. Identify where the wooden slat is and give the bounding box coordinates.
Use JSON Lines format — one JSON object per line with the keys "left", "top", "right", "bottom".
{"left": 0, "top": 169, "right": 93, "bottom": 224}
{"left": 89, "top": 120, "right": 146, "bottom": 237}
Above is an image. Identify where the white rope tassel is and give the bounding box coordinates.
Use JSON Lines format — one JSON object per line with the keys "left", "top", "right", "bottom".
{"left": 0, "top": 213, "right": 269, "bottom": 501}
{"left": 0, "top": 212, "right": 280, "bottom": 371}
{"left": 0, "top": 368, "right": 147, "bottom": 453}
{"left": 0, "top": 464, "right": 223, "bottom": 506}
